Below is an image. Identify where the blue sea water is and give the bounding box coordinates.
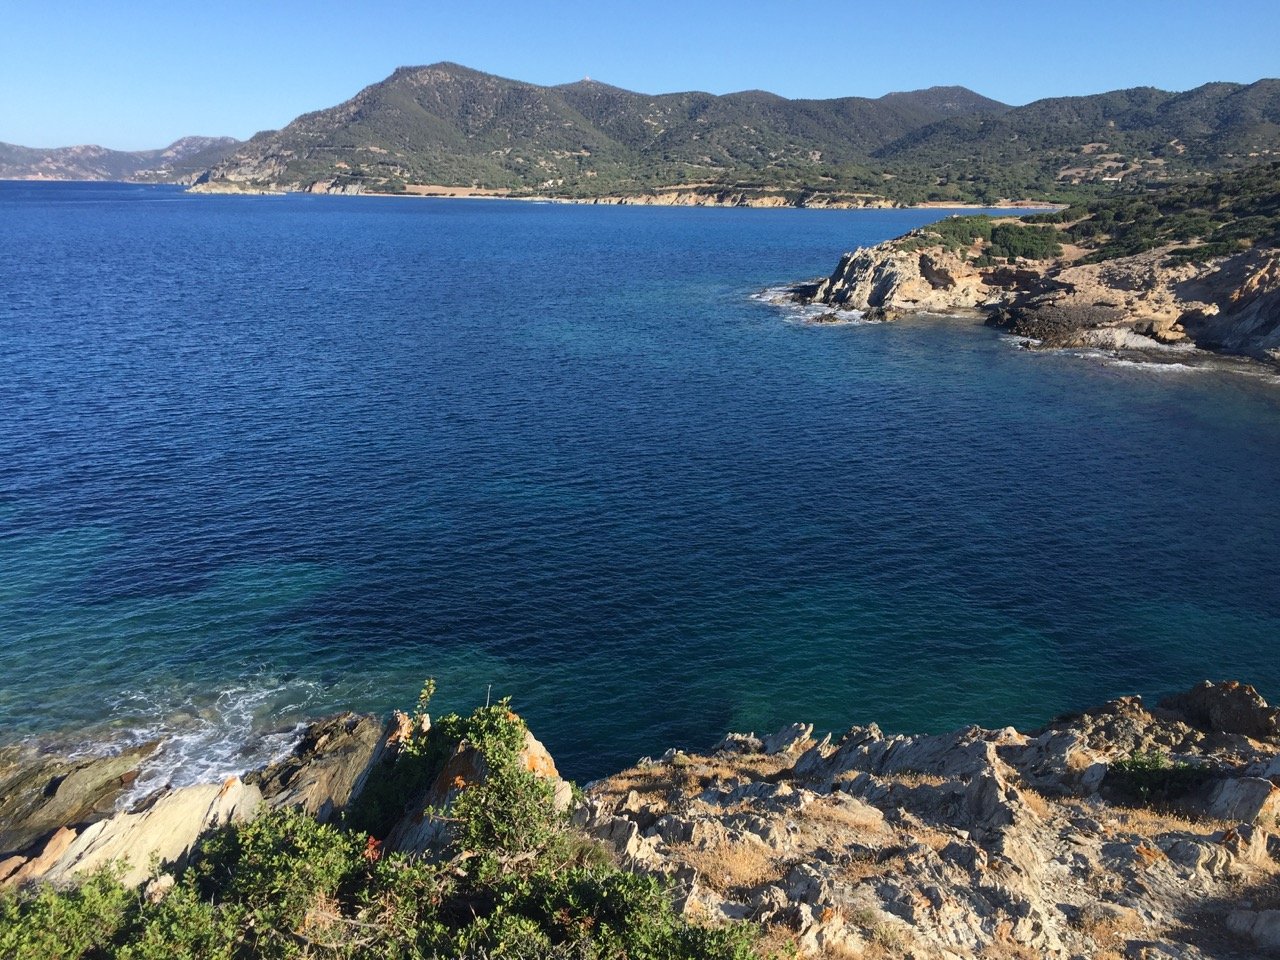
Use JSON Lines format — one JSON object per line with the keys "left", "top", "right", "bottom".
{"left": 2, "top": 181, "right": 1280, "bottom": 790}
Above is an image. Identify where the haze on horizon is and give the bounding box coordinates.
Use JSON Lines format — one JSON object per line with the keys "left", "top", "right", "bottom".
{"left": 3, "top": 0, "right": 1278, "bottom": 151}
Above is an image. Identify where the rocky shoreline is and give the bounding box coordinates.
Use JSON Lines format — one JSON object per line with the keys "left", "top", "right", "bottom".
{"left": 3, "top": 680, "right": 1279, "bottom": 957}
{"left": 184, "top": 176, "right": 1055, "bottom": 211}
{"left": 789, "top": 230, "right": 1280, "bottom": 369}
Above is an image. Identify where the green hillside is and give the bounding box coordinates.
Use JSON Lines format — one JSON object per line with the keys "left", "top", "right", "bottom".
{"left": 876, "top": 80, "right": 1280, "bottom": 203}
{"left": 202, "top": 62, "right": 1009, "bottom": 197}
{"left": 192, "top": 65, "right": 1280, "bottom": 204}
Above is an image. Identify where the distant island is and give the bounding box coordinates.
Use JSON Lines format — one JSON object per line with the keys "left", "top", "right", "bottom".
{"left": 5, "top": 63, "right": 1280, "bottom": 208}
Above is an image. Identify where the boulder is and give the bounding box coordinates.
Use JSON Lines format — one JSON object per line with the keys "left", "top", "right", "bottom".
{"left": 1227, "top": 909, "right": 1280, "bottom": 951}
{"left": 711, "top": 732, "right": 763, "bottom": 755}
{"left": 761, "top": 723, "right": 813, "bottom": 756}
{"left": 247, "top": 712, "right": 391, "bottom": 822}
{"left": 1158, "top": 681, "right": 1280, "bottom": 740}
{"left": 1201, "top": 777, "right": 1280, "bottom": 824}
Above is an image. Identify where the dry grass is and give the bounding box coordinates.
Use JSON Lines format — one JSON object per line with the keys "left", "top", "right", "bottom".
{"left": 591, "top": 752, "right": 792, "bottom": 813}
{"left": 753, "top": 924, "right": 803, "bottom": 958}
{"left": 1072, "top": 902, "right": 1148, "bottom": 960}
{"left": 1102, "top": 804, "right": 1233, "bottom": 838}
{"left": 837, "top": 846, "right": 907, "bottom": 885}
{"left": 978, "top": 942, "right": 1043, "bottom": 960}
{"left": 667, "top": 836, "right": 779, "bottom": 895}
{"left": 884, "top": 770, "right": 946, "bottom": 787}
{"left": 1019, "top": 786, "right": 1054, "bottom": 820}
{"left": 799, "top": 796, "right": 887, "bottom": 834}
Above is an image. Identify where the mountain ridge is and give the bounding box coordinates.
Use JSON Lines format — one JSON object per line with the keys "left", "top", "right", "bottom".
{"left": 195, "top": 64, "right": 1280, "bottom": 203}
{"left": 0, "top": 135, "right": 241, "bottom": 183}
{"left": 7, "top": 63, "right": 1280, "bottom": 205}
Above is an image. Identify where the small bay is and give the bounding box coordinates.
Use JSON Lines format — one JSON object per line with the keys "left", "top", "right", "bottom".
{"left": 2, "top": 182, "right": 1279, "bottom": 785}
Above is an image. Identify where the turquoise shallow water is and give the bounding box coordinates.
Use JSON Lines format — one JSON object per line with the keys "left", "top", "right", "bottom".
{"left": 2, "top": 182, "right": 1279, "bottom": 789}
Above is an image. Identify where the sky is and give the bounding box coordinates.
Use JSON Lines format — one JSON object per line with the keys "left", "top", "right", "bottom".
{"left": 3, "top": 0, "right": 1278, "bottom": 150}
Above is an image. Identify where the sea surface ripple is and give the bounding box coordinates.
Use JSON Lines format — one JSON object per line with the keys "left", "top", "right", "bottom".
{"left": 2, "top": 182, "right": 1279, "bottom": 787}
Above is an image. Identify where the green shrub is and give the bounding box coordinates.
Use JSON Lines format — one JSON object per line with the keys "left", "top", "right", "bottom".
{"left": 1105, "top": 750, "right": 1211, "bottom": 804}
{"left": 0, "top": 685, "right": 763, "bottom": 959}
{"left": 116, "top": 884, "right": 236, "bottom": 960}
{"left": 0, "top": 867, "right": 134, "bottom": 960}
{"left": 988, "top": 223, "right": 1063, "bottom": 260}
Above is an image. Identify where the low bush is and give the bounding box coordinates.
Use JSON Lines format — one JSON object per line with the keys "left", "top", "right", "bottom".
{"left": 1104, "top": 750, "right": 1212, "bottom": 805}
{"left": 0, "top": 683, "right": 760, "bottom": 959}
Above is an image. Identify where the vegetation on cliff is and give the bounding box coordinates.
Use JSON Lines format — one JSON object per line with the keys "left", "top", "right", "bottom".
{"left": 885, "top": 160, "right": 1280, "bottom": 270}
{"left": 896, "top": 215, "right": 1063, "bottom": 262}
{"left": 0, "top": 685, "right": 758, "bottom": 960}
{"left": 1029, "top": 159, "right": 1280, "bottom": 263}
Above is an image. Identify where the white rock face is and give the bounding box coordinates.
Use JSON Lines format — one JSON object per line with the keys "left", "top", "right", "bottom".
{"left": 812, "top": 246, "right": 992, "bottom": 315}
{"left": 36, "top": 778, "right": 261, "bottom": 888}
{"left": 802, "top": 231, "right": 1280, "bottom": 361}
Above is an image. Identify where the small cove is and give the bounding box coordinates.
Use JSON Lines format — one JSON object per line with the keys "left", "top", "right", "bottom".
{"left": 2, "top": 182, "right": 1279, "bottom": 786}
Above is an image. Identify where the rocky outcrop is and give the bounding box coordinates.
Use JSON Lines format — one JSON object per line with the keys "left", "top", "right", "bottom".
{"left": 1159, "top": 680, "right": 1280, "bottom": 740}
{"left": 0, "top": 711, "right": 395, "bottom": 890}
{"left": 247, "top": 712, "right": 392, "bottom": 822}
{"left": 3, "top": 682, "right": 1279, "bottom": 957}
{"left": 5, "top": 778, "right": 261, "bottom": 888}
{"left": 797, "top": 230, "right": 1280, "bottom": 365}
{"left": 584, "top": 681, "right": 1280, "bottom": 959}
{"left": 579, "top": 191, "right": 893, "bottom": 210}
{"left": 807, "top": 246, "right": 1005, "bottom": 316}
{"left": 0, "top": 741, "right": 157, "bottom": 855}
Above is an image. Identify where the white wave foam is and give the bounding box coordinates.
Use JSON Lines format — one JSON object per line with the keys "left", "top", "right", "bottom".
{"left": 77, "top": 676, "right": 331, "bottom": 808}
{"left": 751, "top": 287, "right": 874, "bottom": 325}
{"left": 1103, "top": 357, "right": 1197, "bottom": 372}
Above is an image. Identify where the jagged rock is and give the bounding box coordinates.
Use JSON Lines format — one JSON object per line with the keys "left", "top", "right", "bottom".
{"left": 795, "top": 230, "right": 1280, "bottom": 362}
{"left": 586, "top": 679, "right": 1280, "bottom": 959}
{"left": 808, "top": 246, "right": 990, "bottom": 316}
{"left": 1159, "top": 680, "right": 1280, "bottom": 740}
{"left": 7, "top": 777, "right": 261, "bottom": 889}
{"left": 711, "top": 732, "right": 763, "bottom": 755}
{"left": 0, "top": 741, "right": 157, "bottom": 856}
{"left": 761, "top": 723, "right": 813, "bottom": 756}
{"left": 247, "top": 712, "right": 391, "bottom": 822}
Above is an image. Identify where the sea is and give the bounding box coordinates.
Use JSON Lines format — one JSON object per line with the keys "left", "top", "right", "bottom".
{"left": 3, "top": 181, "right": 1279, "bottom": 794}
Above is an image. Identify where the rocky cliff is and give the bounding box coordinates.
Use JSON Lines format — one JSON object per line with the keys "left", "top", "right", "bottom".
{"left": 795, "top": 221, "right": 1280, "bottom": 366}
{"left": 3, "top": 681, "right": 1280, "bottom": 958}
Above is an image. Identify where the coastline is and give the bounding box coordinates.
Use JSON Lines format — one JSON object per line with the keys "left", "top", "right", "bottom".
{"left": 176, "top": 178, "right": 1060, "bottom": 210}
{"left": 3, "top": 680, "right": 1279, "bottom": 956}
{"left": 5, "top": 176, "right": 1060, "bottom": 212}
{"left": 785, "top": 227, "right": 1280, "bottom": 371}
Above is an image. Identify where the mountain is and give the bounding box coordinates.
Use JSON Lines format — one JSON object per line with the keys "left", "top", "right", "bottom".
{"left": 199, "top": 63, "right": 1009, "bottom": 197}
{"left": 875, "top": 79, "right": 1280, "bottom": 202}
{"left": 10, "top": 64, "right": 1280, "bottom": 204}
{"left": 0, "top": 136, "right": 241, "bottom": 182}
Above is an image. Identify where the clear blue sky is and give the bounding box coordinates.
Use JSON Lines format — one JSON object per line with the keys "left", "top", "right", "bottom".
{"left": 3, "top": 0, "right": 1278, "bottom": 150}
